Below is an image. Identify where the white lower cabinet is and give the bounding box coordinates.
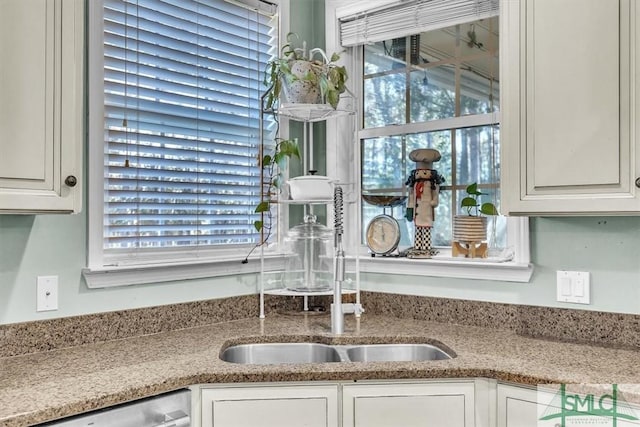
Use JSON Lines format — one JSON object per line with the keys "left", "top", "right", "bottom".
{"left": 200, "top": 383, "right": 339, "bottom": 427}
{"left": 200, "top": 380, "right": 640, "bottom": 427}
{"left": 342, "top": 380, "right": 477, "bottom": 427}
{"left": 200, "top": 380, "right": 482, "bottom": 427}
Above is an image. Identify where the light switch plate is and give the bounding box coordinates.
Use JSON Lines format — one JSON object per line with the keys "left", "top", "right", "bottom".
{"left": 556, "top": 271, "right": 590, "bottom": 304}
{"left": 37, "top": 276, "right": 58, "bottom": 311}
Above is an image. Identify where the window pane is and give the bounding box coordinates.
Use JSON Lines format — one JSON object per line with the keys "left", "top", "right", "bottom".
{"left": 363, "top": 40, "right": 407, "bottom": 128}
{"left": 363, "top": 41, "right": 403, "bottom": 74}
{"left": 363, "top": 74, "right": 406, "bottom": 128}
{"left": 460, "top": 57, "right": 499, "bottom": 115}
{"left": 410, "top": 67, "right": 456, "bottom": 121}
{"left": 361, "top": 136, "right": 408, "bottom": 192}
{"left": 455, "top": 125, "right": 500, "bottom": 188}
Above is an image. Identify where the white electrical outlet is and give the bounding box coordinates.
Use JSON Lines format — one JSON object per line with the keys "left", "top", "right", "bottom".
{"left": 37, "top": 276, "right": 58, "bottom": 311}
{"left": 556, "top": 271, "right": 590, "bottom": 304}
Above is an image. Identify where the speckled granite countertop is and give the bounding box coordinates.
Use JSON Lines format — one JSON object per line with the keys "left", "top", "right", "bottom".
{"left": 1, "top": 313, "right": 639, "bottom": 426}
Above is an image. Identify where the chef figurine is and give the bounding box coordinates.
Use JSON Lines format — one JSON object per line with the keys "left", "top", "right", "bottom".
{"left": 405, "top": 148, "right": 445, "bottom": 258}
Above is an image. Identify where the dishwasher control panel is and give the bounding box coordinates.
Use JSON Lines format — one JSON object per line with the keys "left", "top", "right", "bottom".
{"left": 38, "top": 388, "right": 191, "bottom": 427}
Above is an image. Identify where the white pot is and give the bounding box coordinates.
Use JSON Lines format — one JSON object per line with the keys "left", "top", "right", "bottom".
{"left": 287, "top": 175, "right": 334, "bottom": 201}
{"left": 282, "top": 60, "right": 322, "bottom": 104}
{"left": 452, "top": 215, "right": 487, "bottom": 242}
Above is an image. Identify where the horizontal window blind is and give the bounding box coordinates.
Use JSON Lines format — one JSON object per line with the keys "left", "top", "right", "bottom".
{"left": 339, "top": 0, "right": 499, "bottom": 46}
{"left": 102, "top": 0, "right": 277, "bottom": 252}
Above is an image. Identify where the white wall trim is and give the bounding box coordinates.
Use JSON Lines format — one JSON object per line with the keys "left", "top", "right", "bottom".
{"left": 82, "top": 255, "right": 286, "bottom": 288}
{"left": 358, "top": 256, "right": 533, "bottom": 283}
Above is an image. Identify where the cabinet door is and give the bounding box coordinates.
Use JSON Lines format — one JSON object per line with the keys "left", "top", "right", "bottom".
{"left": 342, "top": 381, "right": 475, "bottom": 427}
{"left": 201, "top": 384, "right": 339, "bottom": 427}
{"left": 497, "top": 384, "right": 539, "bottom": 427}
{"left": 501, "top": 0, "right": 640, "bottom": 214}
{"left": 0, "top": 0, "right": 83, "bottom": 213}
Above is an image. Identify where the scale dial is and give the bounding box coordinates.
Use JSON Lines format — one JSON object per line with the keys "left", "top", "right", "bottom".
{"left": 365, "top": 214, "right": 401, "bottom": 255}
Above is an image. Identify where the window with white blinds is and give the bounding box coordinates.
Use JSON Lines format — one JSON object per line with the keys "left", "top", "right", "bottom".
{"left": 338, "top": 0, "right": 499, "bottom": 46}
{"left": 97, "top": 0, "right": 278, "bottom": 261}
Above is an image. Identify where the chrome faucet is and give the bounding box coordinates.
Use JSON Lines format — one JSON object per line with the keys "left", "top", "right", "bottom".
{"left": 331, "top": 186, "right": 364, "bottom": 335}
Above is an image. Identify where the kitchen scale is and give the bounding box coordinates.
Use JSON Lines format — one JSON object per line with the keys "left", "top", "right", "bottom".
{"left": 362, "top": 195, "right": 407, "bottom": 256}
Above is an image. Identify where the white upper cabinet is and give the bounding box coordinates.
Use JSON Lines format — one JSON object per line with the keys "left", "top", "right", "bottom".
{"left": 0, "top": 0, "right": 83, "bottom": 214}
{"left": 501, "top": 0, "right": 640, "bottom": 215}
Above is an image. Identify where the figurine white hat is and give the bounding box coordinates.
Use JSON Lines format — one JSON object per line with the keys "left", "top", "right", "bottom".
{"left": 409, "top": 148, "right": 441, "bottom": 169}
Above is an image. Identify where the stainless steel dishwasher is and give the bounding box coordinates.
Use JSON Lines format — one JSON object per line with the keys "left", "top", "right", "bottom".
{"left": 38, "top": 389, "right": 191, "bottom": 427}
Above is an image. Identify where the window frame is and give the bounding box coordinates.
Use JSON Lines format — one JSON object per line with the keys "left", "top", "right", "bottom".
{"left": 84, "top": 0, "right": 291, "bottom": 288}
{"left": 325, "top": 0, "right": 533, "bottom": 283}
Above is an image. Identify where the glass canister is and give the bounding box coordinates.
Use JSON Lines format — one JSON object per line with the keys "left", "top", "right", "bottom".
{"left": 282, "top": 214, "right": 334, "bottom": 292}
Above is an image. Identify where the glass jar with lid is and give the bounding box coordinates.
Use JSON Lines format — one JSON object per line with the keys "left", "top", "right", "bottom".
{"left": 282, "top": 214, "right": 334, "bottom": 292}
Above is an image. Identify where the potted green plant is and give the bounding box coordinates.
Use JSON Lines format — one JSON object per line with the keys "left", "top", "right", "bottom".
{"left": 264, "top": 33, "right": 348, "bottom": 110}
{"left": 452, "top": 183, "right": 498, "bottom": 258}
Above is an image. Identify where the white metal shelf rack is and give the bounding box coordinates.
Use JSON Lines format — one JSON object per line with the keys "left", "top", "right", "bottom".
{"left": 259, "top": 99, "right": 358, "bottom": 318}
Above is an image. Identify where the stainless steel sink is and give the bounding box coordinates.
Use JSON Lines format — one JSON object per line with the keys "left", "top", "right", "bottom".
{"left": 345, "top": 344, "right": 452, "bottom": 362}
{"left": 220, "top": 343, "right": 344, "bottom": 364}
{"left": 220, "top": 342, "right": 453, "bottom": 365}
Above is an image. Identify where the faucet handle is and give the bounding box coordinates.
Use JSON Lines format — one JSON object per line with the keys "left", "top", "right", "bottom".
{"left": 342, "top": 303, "right": 365, "bottom": 316}
{"left": 353, "top": 303, "right": 365, "bottom": 316}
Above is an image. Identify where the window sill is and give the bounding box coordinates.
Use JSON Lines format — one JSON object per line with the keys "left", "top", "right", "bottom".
{"left": 82, "top": 248, "right": 533, "bottom": 288}
{"left": 82, "top": 254, "right": 286, "bottom": 289}
{"left": 357, "top": 252, "right": 533, "bottom": 283}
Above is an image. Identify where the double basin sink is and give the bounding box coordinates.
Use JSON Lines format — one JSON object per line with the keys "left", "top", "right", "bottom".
{"left": 220, "top": 342, "right": 453, "bottom": 365}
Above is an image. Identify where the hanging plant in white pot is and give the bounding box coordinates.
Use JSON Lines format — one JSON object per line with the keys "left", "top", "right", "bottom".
{"left": 263, "top": 33, "right": 349, "bottom": 110}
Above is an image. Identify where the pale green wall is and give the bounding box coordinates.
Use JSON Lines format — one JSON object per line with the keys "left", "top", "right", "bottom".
{"left": 288, "top": 0, "right": 328, "bottom": 226}
{"left": 0, "top": 214, "right": 257, "bottom": 324}
{"left": 1, "top": 1, "right": 639, "bottom": 325}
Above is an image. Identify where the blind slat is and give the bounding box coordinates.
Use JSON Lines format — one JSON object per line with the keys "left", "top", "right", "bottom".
{"left": 105, "top": 91, "right": 263, "bottom": 128}
{"left": 104, "top": 118, "right": 272, "bottom": 146}
{"left": 105, "top": 130, "right": 261, "bottom": 154}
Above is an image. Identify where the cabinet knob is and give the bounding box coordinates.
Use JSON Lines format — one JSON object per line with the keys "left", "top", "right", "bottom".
{"left": 636, "top": 177, "right": 640, "bottom": 188}
{"left": 65, "top": 175, "right": 78, "bottom": 187}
